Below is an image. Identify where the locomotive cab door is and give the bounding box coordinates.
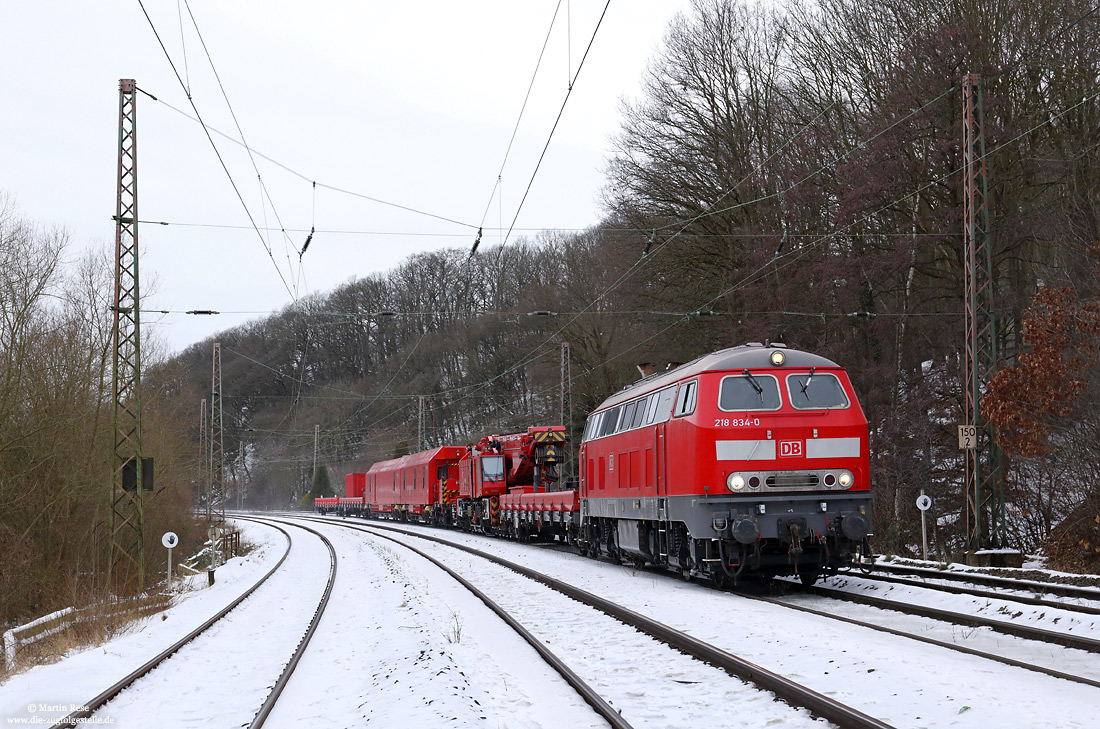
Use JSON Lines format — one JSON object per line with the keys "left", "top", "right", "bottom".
{"left": 654, "top": 420, "right": 672, "bottom": 562}
{"left": 655, "top": 422, "right": 667, "bottom": 496}
{"left": 578, "top": 443, "right": 588, "bottom": 496}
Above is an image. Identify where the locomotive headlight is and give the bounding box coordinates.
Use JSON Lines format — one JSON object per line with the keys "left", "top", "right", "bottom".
{"left": 727, "top": 473, "right": 746, "bottom": 491}
{"left": 839, "top": 470, "right": 853, "bottom": 487}
{"left": 770, "top": 350, "right": 785, "bottom": 366}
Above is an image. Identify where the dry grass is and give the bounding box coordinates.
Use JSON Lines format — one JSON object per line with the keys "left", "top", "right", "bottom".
{"left": 1, "top": 531, "right": 258, "bottom": 683}
{"left": 1, "top": 593, "right": 172, "bottom": 683}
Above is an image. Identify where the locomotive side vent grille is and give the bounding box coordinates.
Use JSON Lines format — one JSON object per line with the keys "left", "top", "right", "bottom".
{"left": 766, "top": 473, "right": 820, "bottom": 489}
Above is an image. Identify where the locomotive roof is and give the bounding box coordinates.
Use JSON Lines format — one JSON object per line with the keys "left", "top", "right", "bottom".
{"left": 597, "top": 343, "right": 842, "bottom": 410}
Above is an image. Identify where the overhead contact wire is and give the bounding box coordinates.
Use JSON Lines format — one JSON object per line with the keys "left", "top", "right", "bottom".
{"left": 496, "top": 0, "right": 613, "bottom": 253}
{"left": 182, "top": 0, "right": 303, "bottom": 295}
{"left": 477, "top": 0, "right": 564, "bottom": 231}
{"left": 479, "top": 0, "right": 962, "bottom": 381}
{"left": 146, "top": 95, "right": 477, "bottom": 230}
{"left": 135, "top": 0, "right": 297, "bottom": 300}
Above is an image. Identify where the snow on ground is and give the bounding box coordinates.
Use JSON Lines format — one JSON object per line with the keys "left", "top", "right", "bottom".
{"left": 0, "top": 519, "right": 286, "bottom": 726}
{"left": 311, "top": 516, "right": 1100, "bottom": 729}
{"left": 292, "top": 519, "right": 827, "bottom": 729}
{"left": 854, "top": 563, "right": 1100, "bottom": 611}
{"left": 263, "top": 519, "right": 613, "bottom": 729}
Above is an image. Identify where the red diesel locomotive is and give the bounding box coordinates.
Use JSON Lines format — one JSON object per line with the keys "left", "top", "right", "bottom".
{"left": 319, "top": 343, "right": 873, "bottom": 585}
{"left": 578, "top": 342, "right": 872, "bottom": 584}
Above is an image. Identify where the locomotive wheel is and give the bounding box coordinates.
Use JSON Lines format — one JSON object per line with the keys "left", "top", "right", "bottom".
{"left": 799, "top": 570, "right": 820, "bottom": 587}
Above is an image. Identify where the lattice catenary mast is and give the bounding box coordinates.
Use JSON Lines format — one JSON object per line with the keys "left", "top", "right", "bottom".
{"left": 109, "top": 78, "right": 145, "bottom": 592}
{"left": 209, "top": 343, "right": 226, "bottom": 565}
{"left": 199, "top": 398, "right": 208, "bottom": 510}
{"left": 560, "top": 341, "right": 573, "bottom": 479}
{"left": 962, "top": 73, "right": 1006, "bottom": 549}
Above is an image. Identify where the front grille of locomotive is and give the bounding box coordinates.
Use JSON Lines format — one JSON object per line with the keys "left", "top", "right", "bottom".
{"left": 726, "top": 469, "right": 854, "bottom": 492}
{"left": 766, "top": 473, "right": 820, "bottom": 489}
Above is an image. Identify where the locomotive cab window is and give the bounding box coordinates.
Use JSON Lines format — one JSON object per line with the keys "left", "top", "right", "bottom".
{"left": 482, "top": 455, "right": 505, "bottom": 482}
{"left": 719, "top": 373, "right": 781, "bottom": 410}
{"left": 673, "top": 380, "right": 698, "bottom": 417}
{"left": 583, "top": 412, "right": 603, "bottom": 441}
{"left": 786, "top": 371, "right": 849, "bottom": 409}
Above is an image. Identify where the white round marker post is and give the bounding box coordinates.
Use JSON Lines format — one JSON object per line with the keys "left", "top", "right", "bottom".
{"left": 162, "top": 531, "right": 179, "bottom": 584}
{"left": 916, "top": 493, "right": 932, "bottom": 560}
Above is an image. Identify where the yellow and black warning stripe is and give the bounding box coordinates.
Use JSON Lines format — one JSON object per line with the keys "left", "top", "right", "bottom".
{"left": 533, "top": 430, "right": 566, "bottom": 444}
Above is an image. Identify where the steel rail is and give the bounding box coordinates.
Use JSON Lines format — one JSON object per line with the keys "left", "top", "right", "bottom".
{"left": 846, "top": 570, "right": 1100, "bottom": 617}
{"left": 302, "top": 515, "right": 895, "bottom": 729}
{"left": 299, "top": 513, "right": 1100, "bottom": 691}
{"left": 309, "top": 516, "right": 634, "bottom": 729}
{"left": 868, "top": 561, "right": 1100, "bottom": 602}
{"left": 737, "top": 587, "right": 1100, "bottom": 690}
{"left": 804, "top": 583, "right": 1100, "bottom": 654}
{"left": 58, "top": 520, "right": 294, "bottom": 728}
{"left": 365, "top": 517, "right": 1100, "bottom": 689}
{"left": 243, "top": 516, "right": 338, "bottom": 728}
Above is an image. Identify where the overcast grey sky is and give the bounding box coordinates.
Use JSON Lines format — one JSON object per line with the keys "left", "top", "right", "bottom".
{"left": 0, "top": 1, "right": 692, "bottom": 353}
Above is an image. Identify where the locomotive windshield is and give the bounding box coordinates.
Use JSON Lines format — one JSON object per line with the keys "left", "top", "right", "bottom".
{"left": 481, "top": 455, "right": 505, "bottom": 482}
{"left": 718, "top": 374, "right": 781, "bottom": 410}
{"left": 786, "top": 372, "right": 850, "bottom": 409}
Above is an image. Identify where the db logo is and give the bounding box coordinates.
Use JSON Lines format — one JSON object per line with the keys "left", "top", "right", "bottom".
{"left": 779, "top": 441, "right": 803, "bottom": 458}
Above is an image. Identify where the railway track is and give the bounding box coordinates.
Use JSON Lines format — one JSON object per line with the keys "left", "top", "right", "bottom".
{"left": 571, "top": 536, "right": 1100, "bottom": 688}
{"left": 297, "top": 514, "right": 895, "bottom": 729}
{"left": 336, "top": 518, "right": 633, "bottom": 729}
{"left": 738, "top": 581, "right": 1100, "bottom": 690}
{"left": 862, "top": 561, "right": 1100, "bottom": 608}
{"left": 58, "top": 517, "right": 336, "bottom": 729}
{"left": 797, "top": 580, "right": 1100, "bottom": 654}
{"left": 305, "top": 513, "right": 1100, "bottom": 702}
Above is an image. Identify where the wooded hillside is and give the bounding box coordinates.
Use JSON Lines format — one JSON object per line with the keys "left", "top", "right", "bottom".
{"left": 159, "top": 0, "right": 1100, "bottom": 565}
